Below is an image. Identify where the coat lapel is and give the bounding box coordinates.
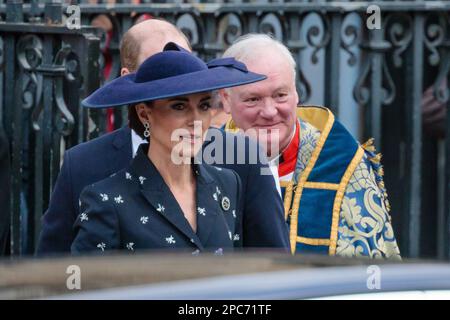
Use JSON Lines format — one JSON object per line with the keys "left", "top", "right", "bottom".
{"left": 131, "top": 145, "right": 205, "bottom": 250}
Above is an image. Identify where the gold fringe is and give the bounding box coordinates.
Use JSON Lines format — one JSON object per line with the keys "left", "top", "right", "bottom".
{"left": 361, "top": 138, "right": 383, "bottom": 164}
{"left": 361, "top": 138, "right": 393, "bottom": 214}
{"left": 385, "top": 198, "right": 391, "bottom": 212}
{"left": 361, "top": 138, "right": 376, "bottom": 152}
{"left": 361, "top": 138, "right": 392, "bottom": 213}
{"left": 370, "top": 153, "right": 382, "bottom": 164}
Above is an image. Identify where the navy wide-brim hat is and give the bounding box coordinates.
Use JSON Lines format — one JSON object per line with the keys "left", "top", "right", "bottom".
{"left": 82, "top": 42, "right": 267, "bottom": 108}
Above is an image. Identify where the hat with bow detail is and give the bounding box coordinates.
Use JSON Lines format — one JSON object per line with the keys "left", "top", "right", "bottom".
{"left": 82, "top": 42, "right": 266, "bottom": 108}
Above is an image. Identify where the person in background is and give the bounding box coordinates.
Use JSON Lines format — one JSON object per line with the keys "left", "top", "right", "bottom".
{"left": 422, "top": 81, "right": 447, "bottom": 139}
{"left": 210, "top": 92, "right": 231, "bottom": 128}
{"left": 220, "top": 33, "right": 401, "bottom": 259}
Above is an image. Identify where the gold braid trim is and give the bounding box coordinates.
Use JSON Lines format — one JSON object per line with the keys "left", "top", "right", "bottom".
{"left": 329, "top": 146, "right": 365, "bottom": 255}
{"left": 304, "top": 182, "right": 339, "bottom": 190}
{"left": 283, "top": 181, "right": 294, "bottom": 221}
{"left": 289, "top": 109, "right": 335, "bottom": 254}
{"left": 297, "top": 236, "right": 330, "bottom": 246}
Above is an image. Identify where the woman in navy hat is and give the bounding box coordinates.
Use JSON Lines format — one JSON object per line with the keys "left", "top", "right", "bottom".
{"left": 71, "top": 43, "right": 266, "bottom": 254}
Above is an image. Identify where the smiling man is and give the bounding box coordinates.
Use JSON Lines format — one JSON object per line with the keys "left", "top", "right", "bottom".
{"left": 221, "top": 33, "right": 401, "bottom": 259}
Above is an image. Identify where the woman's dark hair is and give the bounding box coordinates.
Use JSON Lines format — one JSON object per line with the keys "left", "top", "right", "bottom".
{"left": 128, "top": 102, "right": 152, "bottom": 140}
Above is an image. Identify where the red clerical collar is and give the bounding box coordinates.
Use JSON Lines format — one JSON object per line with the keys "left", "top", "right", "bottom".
{"left": 278, "top": 121, "right": 300, "bottom": 178}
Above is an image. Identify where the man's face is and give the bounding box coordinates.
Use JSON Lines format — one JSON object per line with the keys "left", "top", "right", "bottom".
{"left": 221, "top": 50, "right": 298, "bottom": 156}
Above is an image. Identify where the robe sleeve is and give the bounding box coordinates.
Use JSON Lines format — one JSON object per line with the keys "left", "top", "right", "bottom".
{"left": 336, "top": 147, "right": 401, "bottom": 261}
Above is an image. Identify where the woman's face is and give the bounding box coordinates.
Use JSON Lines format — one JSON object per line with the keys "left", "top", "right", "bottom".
{"left": 137, "top": 92, "right": 212, "bottom": 162}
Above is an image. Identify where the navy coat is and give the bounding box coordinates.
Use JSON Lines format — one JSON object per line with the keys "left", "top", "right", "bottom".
{"left": 72, "top": 144, "right": 243, "bottom": 253}
{"left": 37, "top": 127, "right": 289, "bottom": 254}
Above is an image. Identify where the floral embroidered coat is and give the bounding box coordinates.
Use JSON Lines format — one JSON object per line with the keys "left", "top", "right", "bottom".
{"left": 71, "top": 144, "right": 245, "bottom": 254}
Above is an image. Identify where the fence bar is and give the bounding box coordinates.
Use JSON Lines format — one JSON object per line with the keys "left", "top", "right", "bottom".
{"left": 403, "top": 13, "right": 424, "bottom": 258}
{"left": 5, "top": 0, "right": 23, "bottom": 255}
{"left": 324, "top": 13, "right": 342, "bottom": 116}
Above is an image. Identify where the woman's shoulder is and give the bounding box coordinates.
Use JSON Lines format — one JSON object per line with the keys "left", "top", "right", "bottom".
{"left": 81, "top": 168, "right": 135, "bottom": 197}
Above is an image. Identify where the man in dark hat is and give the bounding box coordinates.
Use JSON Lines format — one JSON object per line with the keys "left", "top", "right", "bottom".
{"left": 37, "top": 19, "right": 289, "bottom": 254}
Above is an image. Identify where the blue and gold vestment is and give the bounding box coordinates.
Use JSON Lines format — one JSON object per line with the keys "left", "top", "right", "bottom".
{"left": 226, "top": 106, "right": 401, "bottom": 259}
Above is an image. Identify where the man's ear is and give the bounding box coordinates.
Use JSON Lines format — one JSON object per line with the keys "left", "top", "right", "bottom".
{"left": 219, "top": 89, "right": 232, "bottom": 114}
{"left": 121, "top": 67, "right": 131, "bottom": 76}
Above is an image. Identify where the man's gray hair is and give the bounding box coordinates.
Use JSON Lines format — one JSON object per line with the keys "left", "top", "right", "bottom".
{"left": 222, "top": 33, "right": 297, "bottom": 81}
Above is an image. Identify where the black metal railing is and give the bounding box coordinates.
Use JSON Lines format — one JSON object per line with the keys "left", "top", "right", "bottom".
{"left": 1, "top": 0, "right": 449, "bottom": 260}
{"left": 0, "top": 0, "right": 101, "bottom": 255}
